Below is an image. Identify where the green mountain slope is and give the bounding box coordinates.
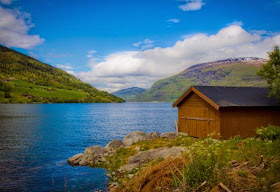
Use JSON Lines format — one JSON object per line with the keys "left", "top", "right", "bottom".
{"left": 0, "top": 45, "right": 124, "bottom": 103}
{"left": 132, "top": 57, "right": 267, "bottom": 102}
{"left": 112, "top": 87, "right": 146, "bottom": 101}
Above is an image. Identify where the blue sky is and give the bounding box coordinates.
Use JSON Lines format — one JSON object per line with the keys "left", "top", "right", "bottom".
{"left": 1, "top": 0, "right": 280, "bottom": 92}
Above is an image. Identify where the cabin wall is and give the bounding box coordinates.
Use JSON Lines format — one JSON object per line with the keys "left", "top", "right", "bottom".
{"left": 178, "top": 92, "right": 220, "bottom": 138}
{"left": 220, "top": 107, "right": 280, "bottom": 139}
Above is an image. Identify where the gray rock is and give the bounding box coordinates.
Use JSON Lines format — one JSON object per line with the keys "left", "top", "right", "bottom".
{"left": 79, "top": 159, "right": 89, "bottom": 166}
{"left": 123, "top": 131, "right": 148, "bottom": 146}
{"left": 120, "top": 146, "right": 187, "bottom": 172}
{"left": 105, "top": 139, "right": 124, "bottom": 149}
{"left": 147, "top": 131, "right": 160, "bottom": 139}
{"left": 84, "top": 145, "right": 107, "bottom": 157}
{"left": 83, "top": 154, "right": 94, "bottom": 162}
{"left": 160, "top": 132, "right": 177, "bottom": 139}
{"left": 119, "top": 163, "right": 139, "bottom": 172}
{"left": 67, "top": 153, "right": 84, "bottom": 166}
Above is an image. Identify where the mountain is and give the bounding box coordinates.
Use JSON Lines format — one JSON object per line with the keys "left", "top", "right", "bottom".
{"left": 0, "top": 45, "right": 124, "bottom": 103}
{"left": 112, "top": 87, "right": 146, "bottom": 101}
{"left": 132, "top": 57, "right": 267, "bottom": 102}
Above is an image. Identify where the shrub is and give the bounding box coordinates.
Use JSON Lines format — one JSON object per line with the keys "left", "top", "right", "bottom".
{"left": 256, "top": 125, "right": 280, "bottom": 140}
{"left": 4, "top": 92, "right": 11, "bottom": 98}
{"left": 0, "top": 81, "right": 12, "bottom": 92}
{"left": 183, "top": 139, "right": 220, "bottom": 189}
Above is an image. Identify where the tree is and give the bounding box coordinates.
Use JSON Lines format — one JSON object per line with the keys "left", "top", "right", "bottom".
{"left": 258, "top": 45, "right": 280, "bottom": 99}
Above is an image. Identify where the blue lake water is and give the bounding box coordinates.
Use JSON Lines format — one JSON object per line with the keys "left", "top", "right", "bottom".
{"left": 0, "top": 103, "right": 177, "bottom": 191}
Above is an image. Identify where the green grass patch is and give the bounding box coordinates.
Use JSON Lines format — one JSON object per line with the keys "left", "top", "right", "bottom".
{"left": 102, "top": 147, "right": 137, "bottom": 172}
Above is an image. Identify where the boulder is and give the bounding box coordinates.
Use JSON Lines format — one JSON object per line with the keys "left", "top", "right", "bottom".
{"left": 128, "top": 146, "right": 186, "bottom": 164}
{"left": 67, "top": 153, "right": 84, "bottom": 166}
{"left": 147, "top": 132, "right": 160, "bottom": 139}
{"left": 68, "top": 145, "right": 113, "bottom": 167}
{"left": 123, "top": 131, "right": 148, "bottom": 146}
{"left": 84, "top": 145, "right": 107, "bottom": 157}
{"left": 160, "top": 132, "right": 177, "bottom": 139}
{"left": 79, "top": 159, "right": 89, "bottom": 166}
{"left": 105, "top": 139, "right": 124, "bottom": 149}
{"left": 119, "top": 146, "right": 187, "bottom": 172}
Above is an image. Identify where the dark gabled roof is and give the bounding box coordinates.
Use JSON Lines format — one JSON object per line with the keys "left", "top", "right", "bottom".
{"left": 172, "top": 86, "right": 280, "bottom": 109}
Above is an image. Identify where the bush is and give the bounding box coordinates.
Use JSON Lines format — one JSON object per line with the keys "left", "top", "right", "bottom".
{"left": 4, "top": 92, "right": 11, "bottom": 98}
{"left": 183, "top": 139, "right": 220, "bottom": 189}
{"left": 0, "top": 81, "right": 12, "bottom": 92}
{"left": 256, "top": 125, "right": 280, "bottom": 140}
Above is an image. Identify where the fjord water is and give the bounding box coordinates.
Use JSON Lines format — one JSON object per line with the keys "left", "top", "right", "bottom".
{"left": 0, "top": 103, "right": 177, "bottom": 191}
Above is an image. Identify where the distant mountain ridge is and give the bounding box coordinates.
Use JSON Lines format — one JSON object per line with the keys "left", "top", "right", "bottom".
{"left": 189, "top": 57, "right": 266, "bottom": 68}
{"left": 112, "top": 87, "right": 146, "bottom": 101}
{"left": 0, "top": 45, "right": 124, "bottom": 103}
{"left": 132, "top": 57, "right": 267, "bottom": 102}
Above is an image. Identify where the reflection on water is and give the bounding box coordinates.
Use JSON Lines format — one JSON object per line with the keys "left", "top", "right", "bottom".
{"left": 0, "top": 103, "right": 177, "bottom": 191}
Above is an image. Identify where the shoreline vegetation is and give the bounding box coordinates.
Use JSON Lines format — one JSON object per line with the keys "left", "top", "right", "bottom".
{"left": 68, "top": 126, "right": 280, "bottom": 192}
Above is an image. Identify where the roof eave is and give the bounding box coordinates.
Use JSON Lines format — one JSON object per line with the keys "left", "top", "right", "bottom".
{"left": 172, "top": 86, "right": 220, "bottom": 110}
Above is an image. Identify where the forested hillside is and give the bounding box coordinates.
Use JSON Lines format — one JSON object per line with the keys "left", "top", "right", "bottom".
{"left": 0, "top": 45, "right": 124, "bottom": 103}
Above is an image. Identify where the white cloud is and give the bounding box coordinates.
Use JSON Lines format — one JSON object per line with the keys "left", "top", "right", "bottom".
{"left": 87, "top": 50, "right": 96, "bottom": 58}
{"left": 66, "top": 70, "right": 75, "bottom": 75}
{"left": 56, "top": 64, "right": 73, "bottom": 70}
{"left": 0, "top": 6, "right": 44, "bottom": 49}
{"left": 0, "top": 0, "right": 14, "bottom": 5}
{"left": 86, "top": 50, "right": 99, "bottom": 67}
{"left": 167, "top": 18, "right": 180, "bottom": 23}
{"left": 179, "top": 0, "right": 205, "bottom": 11}
{"left": 133, "top": 38, "right": 154, "bottom": 50}
{"left": 73, "top": 25, "right": 280, "bottom": 92}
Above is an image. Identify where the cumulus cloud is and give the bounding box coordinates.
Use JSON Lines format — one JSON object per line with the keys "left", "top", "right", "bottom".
{"left": 66, "top": 70, "right": 75, "bottom": 75}
{"left": 179, "top": 0, "right": 205, "bottom": 11}
{"left": 0, "top": 0, "right": 14, "bottom": 5}
{"left": 0, "top": 6, "right": 44, "bottom": 49}
{"left": 56, "top": 63, "right": 73, "bottom": 70}
{"left": 74, "top": 25, "right": 280, "bottom": 92}
{"left": 133, "top": 38, "right": 154, "bottom": 50}
{"left": 167, "top": 18, "right": 180, "bottom": 23}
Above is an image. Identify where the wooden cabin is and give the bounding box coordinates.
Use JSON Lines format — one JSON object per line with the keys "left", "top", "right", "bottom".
{"left": 172, "top": 86, "right": 280, "bottom": 139}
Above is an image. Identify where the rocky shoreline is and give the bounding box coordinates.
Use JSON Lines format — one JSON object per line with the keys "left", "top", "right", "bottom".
{"left": 67, "top": 131, "right": 178, "bottom": 167}
{"left": 67, "top": 129, "right": 280, "bottom": 192}
{"left": 67, "top": 131, "right": 182, "bottom": 190}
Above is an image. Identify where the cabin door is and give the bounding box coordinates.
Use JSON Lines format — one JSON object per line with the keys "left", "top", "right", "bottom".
{"left": 184, "top": 107, "right": 208, "bottom": 138}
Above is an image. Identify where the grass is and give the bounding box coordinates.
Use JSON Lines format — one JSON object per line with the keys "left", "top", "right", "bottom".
{"left": 102, "top": 147, "right": 137, "bottom": 172}
{"left": 108, "top": 132, "right": 280, "bottom": 192}
{"left": 11, "top": 80, "right": 87, "bottom": 98}
{"left": 0, "top": 80, "right": 89, "bottom": 103}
